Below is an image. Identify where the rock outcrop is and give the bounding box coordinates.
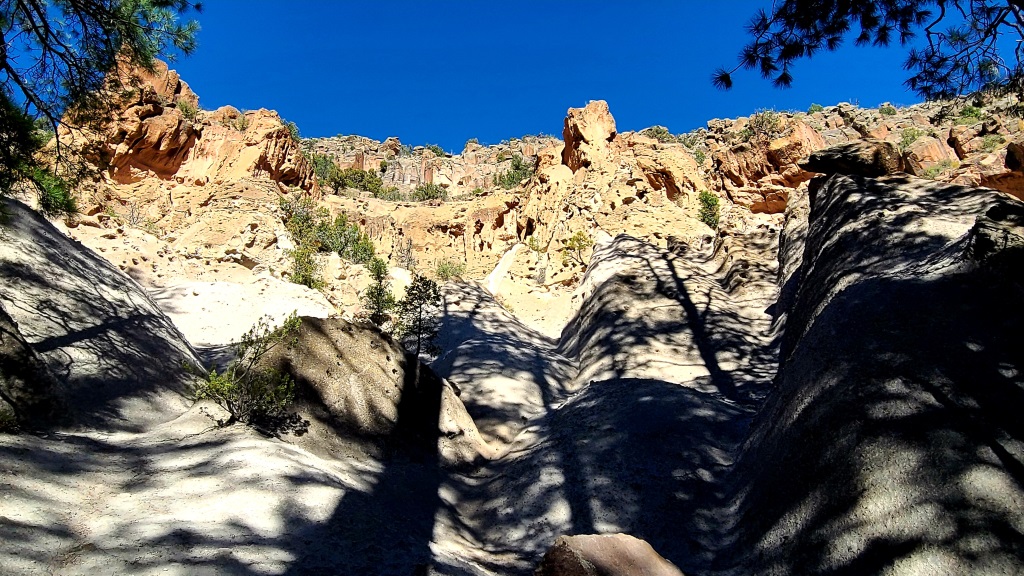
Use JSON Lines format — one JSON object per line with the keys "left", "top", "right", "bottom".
{"left": 258, "top": 316, "right": 493, "bottom": 466}
{"left": 733, "top": 172, "right": 1024, "bottom": 574}
{"left": 0, "top": 304, "right": 63, "bottom": 430}
{"left": 306, "top": 133, "right": 559, "bottom": 197}
{"left": 0, "top": 199, "right": 200, "bottom": 431}
{"left": 67, "top": 59, "right": 314, "bottom": 191}
{"left": 800, "top": 139, "right": 905, "bottom": 176}
{"left": 535, "top": 534, "right": 684, "bottom": 576}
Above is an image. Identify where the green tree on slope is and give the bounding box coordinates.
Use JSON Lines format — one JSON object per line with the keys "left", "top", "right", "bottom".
{"left": 396, "top": 274, "right": 442, "bottom": 357}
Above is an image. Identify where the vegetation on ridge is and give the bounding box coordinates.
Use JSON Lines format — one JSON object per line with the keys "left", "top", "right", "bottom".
{"left": 494, "top": 154, "right": 535, "bottom": 189}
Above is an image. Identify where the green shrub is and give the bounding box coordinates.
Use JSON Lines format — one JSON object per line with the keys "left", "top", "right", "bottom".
{"left": 435, "top": 258, "right": 465, "bottom": 281}
{"left": 899, "top": 127, "right": 926, "bottom": 152}
{"left": 465, "top": 137, "right": 479, "bottom": 147}
{"left": 31, "top": 167, "right": 77, "bottom": 218}
{"left": 380, "top": 160, "right": 388, "bottom": 173}
{"left": 231, "top": 113, "right": 249, "bottom": 132}
{"left": 311, "top": 153, "right": 340, "bottom": 186}
{"left": 640, "top": 126, "right": 675, "bottom": 143}
{"left": 471, "top": 186, "right": 485, "bottom": 196}
{"left": 314, "top": 212, "right": 375, "bottom": 264}
{"left": 280, "top": 194, "right": 376, "bottom": 274}
{"left": 329, "top": 168, "right": 383, "bottom": 195}
{"left": 288, "top": 244, "right": 324, "bottom": 289}
{"left": 395, "top": 274, "right": 442, "bottom": 357}
{"left": 192, "top": 314, "right": 301, "bottom": 428}
{"left": 747, "top": 109, "right": 783, "bottom": 140}
{"left": 879, "top": 104, "right": 898, "bottom": 116}
{"left": 807, "top": 103, "right": 824, "bottom": 114}
{"left": 525, "top": 235, "right": 545, "bottom": 253}
{"left": 374, "top": 186, "right": 405, "bottom": 201}
{"left": 176, "top": 99, "right": 199, "bottom": 121}
{"left": 494, "top": 154, "right": 534, "bottom": 189}
{"left": 921, "top": 160, "right": 958, "bottom": 179}
{"left": 561, "top": 231, "right": 593, "bottom": 267}
{"left": 698, "top": 190, "right": 720, "bottom": 229}
{"left": 981, "top": 134, "right": 1004, "bottom": 153}
{"left": 411, "top": 182, "right": 448, "bottom": 201}
{"left": 426, "top": 144, "right": 446, "bottom": 157}
{"left": 285, "top": 121, "right": 300, "bottom": 142}
{"left": 959, "top": 106, "right": 984, "bottom": 123}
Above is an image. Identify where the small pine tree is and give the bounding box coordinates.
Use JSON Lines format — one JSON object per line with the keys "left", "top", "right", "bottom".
{"left": 562, "top": 231, "right": 593, "bottom": 267}
{"left": 362, "top": 257, "right": 395, "bottom": 326}
{"left": 396, "top": 274, "right": 442, "bottom": 357}
{"left": 698, "top": 190, "right": 720, "bottom": 229}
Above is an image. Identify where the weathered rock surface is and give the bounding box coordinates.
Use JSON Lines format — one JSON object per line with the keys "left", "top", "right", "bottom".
{"left": 535, "top": 534, "right": 684, "bottom": 576}
{"left": 258, "top": 316, "right": 493, "bottom": 466}
{"left": 0, "top": 199, "right": 200, "bottom": 431}
{"left": 9, "top": 54, "right": 1024, "bottom": 576}
{"left": 0, "top": 304, "right": 63, "bottom": 430}
{"left": 67, "top": 59, "right": 314, "bottom": 190}
{"left": 306, "top": 133, "right": 559, "bottom": 197}
{"left": 800, "top": 139, "right": 905, "bottom": 176}
{"left": 734, "top": 174, "right": 1024, "bottom": 574}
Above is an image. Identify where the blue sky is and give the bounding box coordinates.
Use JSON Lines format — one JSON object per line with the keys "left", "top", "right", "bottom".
{"left": 170, "top": 1, "right": 923, "bottom": 151}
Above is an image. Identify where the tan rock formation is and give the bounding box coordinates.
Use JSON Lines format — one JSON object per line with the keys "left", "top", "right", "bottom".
{"left": 562, "top": 100, "right": 618, "bottom": 172}
{"left": 307, "top": 134, "right": 558, "bottom": 197}
{"left": 903, "top": 135, "right": 959, "bottom": 176}
{"left": 68, "top": 59, "right": 314, "bottom": 191}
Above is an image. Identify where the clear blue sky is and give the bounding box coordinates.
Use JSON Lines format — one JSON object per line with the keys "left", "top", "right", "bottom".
{"left": 170, "top": 1, "right": 923, "bottom": 152}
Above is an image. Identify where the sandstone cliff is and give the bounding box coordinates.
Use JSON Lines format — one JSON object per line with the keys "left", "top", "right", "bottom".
{"left": 66, "top": 59, "right": 314, "bottom": 191}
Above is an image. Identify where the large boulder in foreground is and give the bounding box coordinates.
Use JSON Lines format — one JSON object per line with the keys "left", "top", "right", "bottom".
{"left": 800, "top": 139, "right": 904, "bottom": 176}
{"left": 734, "top": 175, "right": 1024, "bottom": 574}
{"left": 0, "top": 305, "right": 63, "bottom": 431}
{"left": 258, "top": 316, "right": 493, "bottom": 466}
{"left": 535, "top": 534, "right": 684, "bottom": 576}
{"left": 0, "top": 200, "right": 201, "bottom": 431}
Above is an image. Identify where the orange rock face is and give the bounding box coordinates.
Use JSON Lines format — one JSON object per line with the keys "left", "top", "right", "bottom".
{"left": 70, "top": 59, "right": 314, "bottom": 191}
{"left": 562, "top": 100, "right": 618, "bottom": 172}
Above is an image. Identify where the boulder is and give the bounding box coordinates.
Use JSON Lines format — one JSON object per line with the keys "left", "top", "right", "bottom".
{"left": 727, "top": 185, "right": 790, "bottom": 214}
{"left": 799, "top": 139, "right": 904, "bottom": 176}
{"left": 979, "top": 143, "right": 1024, "bottom": 201}
{"left": 257, "top": 316, "right": 492, "bottom": 465}
{"left": 0, "top": 304, "right": 63, "bottom": 430}
{"left": 969, "top": 202, "right": 1024, "bottom": 283}
{"left": 767, "top": 120, "right": 827, "bottom": 168}
{"left": 535, "top": 534, "right": 685, "bottom": 576}
{"left": 903, "top": 135, "right": 959, "bottom": 176}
